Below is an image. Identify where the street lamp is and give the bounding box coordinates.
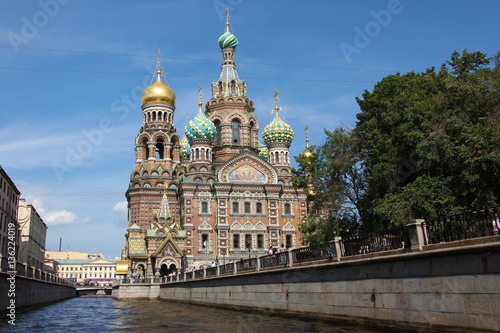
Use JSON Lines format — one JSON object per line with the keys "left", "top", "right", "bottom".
{"left": 329, "top": 203, "right": 338, "bottom": 237}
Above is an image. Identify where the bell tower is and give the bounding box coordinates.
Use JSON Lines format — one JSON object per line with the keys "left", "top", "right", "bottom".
{"left": 206, "top": 9, "right": 259, "bottom": 165}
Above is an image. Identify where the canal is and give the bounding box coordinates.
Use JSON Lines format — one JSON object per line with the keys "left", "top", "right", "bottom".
{"left": 1, "top": 297, "right": 404, "bottom": 332}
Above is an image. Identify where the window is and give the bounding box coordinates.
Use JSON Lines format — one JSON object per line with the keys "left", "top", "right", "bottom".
{"left": 284, "top": 203, "right": 291, "bottom": 215}
{"left": 256, "top": 203, "right": 262, "bottom": 214}
{"left": 286, "top": 235, "right": 292, "bottom": 249}
{"left": 233, "top": 234, "right": 240, "bottom": 249}
{"left": 201, "top": 202, "right": 208, "bottom": 213}
{"left": 244, "top": 202, "right": 250, "bottom": 214}
{"left": 245, "top": 234, "right": 252, "bottom": 250}
{"left": 232, "top": 120, "right": 240, "bottom": 144}
{"left": 202, "top": 234, "right": 208, "bottom": 248}
{"left": 214, "top": 120, "right": 221, "bottom": 145}
{"left": 257, "top": 234, "right": 263, "bottom": 249}
{"left": 232, "top": 202, "right": 239, "bottom": 214}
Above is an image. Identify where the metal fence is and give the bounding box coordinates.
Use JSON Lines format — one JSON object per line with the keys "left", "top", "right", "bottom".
{"left": 341, "top": 226, "right": 410, "bottom": 257}
{"left": 425, "top": 207, "right": 500, "bottom": 245}
{"left": 236, "top": 258, "right": 257, "bottom": 272}
{"left": 260, "top": 252, "right": 288, "bottom": 268}
{"left": 292, "top": 242, "right": 337, "bottom": 263}
{"left": 194, "top": 269, "right": 204, "bottom": 278}
{"left": 206, "top": 266, "right": 217, "bottom": 277}
{"left": 219, "top": 263, "right": 234, "bottom": 275}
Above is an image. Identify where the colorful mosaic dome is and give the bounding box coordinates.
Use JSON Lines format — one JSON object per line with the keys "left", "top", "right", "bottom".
{"left": 185, "top": 109, "right": 216, "bottom": 141}
{"left": 218, "top": 32, "right": 238, "bottom": 49}
{"left": 263, "top": 114, "right": 294, "bottom": 145}
{"left": 258, "top": 142, "right": 269, "bottom": 160}
{"left": 180, "top": 135, "right": 190, "bottom": 159}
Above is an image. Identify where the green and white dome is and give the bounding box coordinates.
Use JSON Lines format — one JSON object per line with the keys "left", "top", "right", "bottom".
{"left": 263, "top": 114, "right": 294, "bottom": 145}
{"left": 258, "top": 142, "right": 269, "bottom": 160}
{"left": 180, "top": 136, "right": 190, "bottom": 159}
{"left": 185, "top": 109, "right": 216, "bottom": 141}
{"left": 218, "top": 32, "right": 238, "bottom": 49}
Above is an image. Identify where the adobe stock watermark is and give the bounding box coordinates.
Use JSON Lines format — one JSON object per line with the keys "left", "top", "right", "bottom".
{"left": 213, "top": 0, "right": 244, "bottom": 21}
{"left": 6, "top": 221, "right": 17, "bottom": 325}
{"left": 7, "top": 0, "right": 71, "bottom": 53}
{"left": 52, "top": 69, "right": 155, "bottom": 182}
{"left": 339, "top": 0, "right": 411, "bottom": 64}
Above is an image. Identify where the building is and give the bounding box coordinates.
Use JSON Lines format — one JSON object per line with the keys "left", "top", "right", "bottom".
{"left": 123, "top": 13, "right": 307, "bottom": 278}
{"left": 0, "top": 165, "right": 20, "bottom": 262}
{"left": 57, "top": 258, "right": 117, "bottom": 282}
{"left": 18, "top": 198, "right": 47, "bottom": 270}
{"left": 46, "top": 250, "right": 104, "bottom": 260}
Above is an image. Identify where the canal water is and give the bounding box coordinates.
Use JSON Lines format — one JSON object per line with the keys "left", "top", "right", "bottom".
{"left": 1, "top": 297, "right": 404, "bottom": 332}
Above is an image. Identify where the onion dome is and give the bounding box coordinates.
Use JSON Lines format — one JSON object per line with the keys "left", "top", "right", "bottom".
{"left": 258, "top": 142, "right": 269, "bottom": 160}
{"left": 218, "top": 32, "right": 238, "bottom": 49}
{"left": 185, "top": 101, "right": 216, "bottom": 141}
{"left": 300, "top": 124, "right": 313, "bottom": 158}
{"left": 141, "top": 69, "right": 176, "bottom": 106}
{"left": 180, "top": 136, "right": 190, "bottom": 159}
{"left": 263, "top": 113, "right": 294, "bottom": 145}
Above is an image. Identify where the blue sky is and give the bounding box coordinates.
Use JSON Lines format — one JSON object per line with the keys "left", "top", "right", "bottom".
{"left": 0, "top": 0, "right": 498, "bottom": 258}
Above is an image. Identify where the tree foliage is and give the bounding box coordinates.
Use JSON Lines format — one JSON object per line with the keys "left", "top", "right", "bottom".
{"left": 294, "top": 50, "right": 500, "bottom": 243}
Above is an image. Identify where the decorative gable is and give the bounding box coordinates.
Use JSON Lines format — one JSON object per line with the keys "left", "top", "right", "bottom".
{"left": 218, "top": 152, "right": 278, "bottom": 184}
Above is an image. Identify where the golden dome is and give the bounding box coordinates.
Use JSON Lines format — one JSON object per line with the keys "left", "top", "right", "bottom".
{"left": 141, "top": 70, "right": 176, "bottom": 105}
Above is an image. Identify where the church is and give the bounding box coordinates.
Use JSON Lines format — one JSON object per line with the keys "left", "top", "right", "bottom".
{"left": 123, "top": 13, "right": 308, "bottom": 278}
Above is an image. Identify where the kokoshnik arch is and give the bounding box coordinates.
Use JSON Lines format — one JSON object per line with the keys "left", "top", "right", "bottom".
{"left": 123, "top": 12, "right": 308, "bottom": 278}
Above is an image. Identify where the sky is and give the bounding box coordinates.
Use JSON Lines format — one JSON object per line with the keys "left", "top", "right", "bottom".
{"left": 0, "top": 0, "right": 498, "bottom": 258}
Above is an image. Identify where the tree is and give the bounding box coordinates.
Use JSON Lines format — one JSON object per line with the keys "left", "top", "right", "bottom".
{"left": 292, "top": 128, "right": 365, "bottom": 244}
{"left": 356, "top": 49, "right": 500, "bottom": 228}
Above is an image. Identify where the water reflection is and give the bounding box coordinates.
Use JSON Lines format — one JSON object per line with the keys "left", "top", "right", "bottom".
{"left": 1, "top": 297, "right": 395, "bottom": 332}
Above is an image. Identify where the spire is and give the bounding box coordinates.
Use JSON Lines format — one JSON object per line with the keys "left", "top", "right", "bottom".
{"left": 305, "top": 124, "right": 309, "bottom": 148}
{"left": 198, "top": 84, "right": 203, "bottom": 112}
{"left": 225, "top": 8, "right": 230, "bottom": 33}
{"left": 157, "top": 183, "right": 172, "bottom": 220}
{"left": 186, "top": 109, "right": 189, "bottom": 128}
{"left": 274, "top": 89, "right": 280, "bottom": 117}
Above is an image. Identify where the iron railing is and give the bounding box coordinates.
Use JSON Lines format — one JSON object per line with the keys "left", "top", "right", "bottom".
{"left": 206, "top": 267, "right": 217, "bottom": 277}
{"left": 236, "top": 258, "right": 257, "bottom": 272}
{"left": 260, "top": 252, "right": 288, "bottom": 268}
{"left": 185, "top": 272, "right": 193, "bottom": 280}
{"left": 219, "top": 263, "right": 234, "bottom": 275}
{"left": 194, "top": 269, "right": 204, "bottom": 278}
{"left": 292, "top": 242, "right": 337, "bottom": 263}
{"left": 341, "top": 226, "right": 410, "bottom": 257}
{"left": 425, "top": 207, "right": 500, "bottom": 245}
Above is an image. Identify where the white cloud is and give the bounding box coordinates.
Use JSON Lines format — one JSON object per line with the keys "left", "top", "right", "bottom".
{"left": 42, "top": 210, "right": 90, "bottom": 227}
{"left": 113, "top": 201, "right": 128, "bottom": 214}
{"left": 113, "top": 201, "right": 128, "bottom": 225}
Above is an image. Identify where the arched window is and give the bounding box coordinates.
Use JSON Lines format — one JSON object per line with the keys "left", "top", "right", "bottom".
{"left": 201, "top": 202, "right": 208, "bottom": 213}
{"left": 155, "top": 139, "right": 164, "bottom": 159}
{"left": 249, "top": 121, "right": 255, "bottom": 147}
{"left": 231, "top": 81, "right": 235, "bottom": 94}
{"left": 232, "top": 120, "right": 240, "bottom": 144}
{"left": 275, "top": 151, "right": 280, "bottom": 163}
{"left": 214, "top": 120, "right": 222, "bottom": 145}
{"left": 196, "top": 149, "right": 200, "bottom": 160}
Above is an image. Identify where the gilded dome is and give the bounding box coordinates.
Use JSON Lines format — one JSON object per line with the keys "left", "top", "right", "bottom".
{"left": 263, "top": 113, "right": 294, "bottom": 145}
{"left": 185, "top": 103, "right": 216, "bottom": 141}
{"left": 141, "top": 70, "right": 176, "bottom": 105}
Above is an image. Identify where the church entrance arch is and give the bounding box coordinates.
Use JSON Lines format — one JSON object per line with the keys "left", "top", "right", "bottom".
{"left": 136, "top": 264, "right": 146, "bottom": 277}
{"left": 158, "top": 259, "right": 178, "bottom": 276}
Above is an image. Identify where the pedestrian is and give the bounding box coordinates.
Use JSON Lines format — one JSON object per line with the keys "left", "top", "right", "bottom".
{"left": 268, "top": 245, "right": 273, "bottom": 255}
{"left": 211, "top": 261, "right": 216, "bottom": 267}
{"left": 493, "top": 213, "right": 500, "bottom": 236}
{"left": 279, "top": 243, "right": 287, "bottom": 252}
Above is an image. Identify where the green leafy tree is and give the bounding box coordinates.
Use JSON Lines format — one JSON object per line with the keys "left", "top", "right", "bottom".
{"left": 356, "top": 49, "right": 500, "bottom": 228}
{"left": 293, "top": 128, "right": 364, "bottom": 244}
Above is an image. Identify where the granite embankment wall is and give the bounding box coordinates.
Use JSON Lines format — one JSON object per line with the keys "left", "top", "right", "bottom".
{"left": 114, "top": 242, "right": 500, "bottom": 332}
{"left": 0, "top": 273, "right": 75, "bottom": 312}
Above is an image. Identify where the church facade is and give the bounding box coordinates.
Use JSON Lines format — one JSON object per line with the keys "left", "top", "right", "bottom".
{"left": 123, "top": 16, "right": 307, "bottom": 278}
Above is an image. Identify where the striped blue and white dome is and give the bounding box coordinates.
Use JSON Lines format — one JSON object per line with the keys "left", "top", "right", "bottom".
{"left": 218, "top": 32, "right": 238, "bottom": 49}
{"left": 185, "top": 110, "right": 216, "bottom": 141}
